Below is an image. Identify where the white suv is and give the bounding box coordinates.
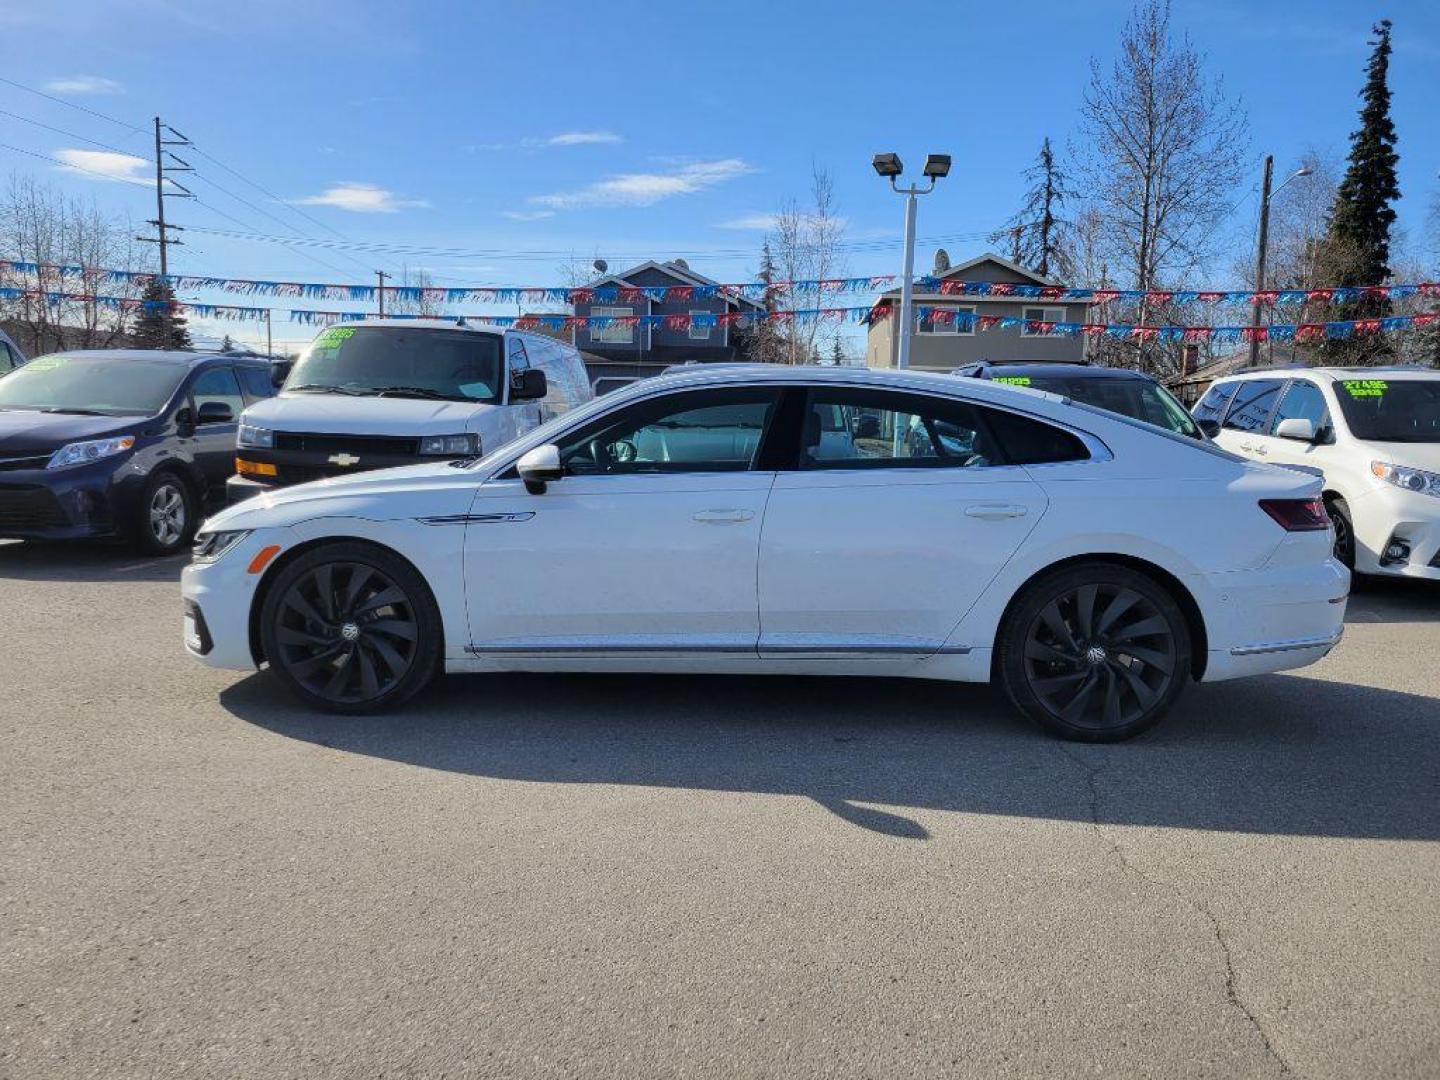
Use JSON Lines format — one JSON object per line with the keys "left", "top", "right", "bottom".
{"left": 1194, "top": 366, "right": 1440, "bottom": 579}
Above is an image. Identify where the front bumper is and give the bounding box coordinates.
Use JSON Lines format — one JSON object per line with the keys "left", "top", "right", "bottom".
{"left": 1348, "top": 484, "right": 1440, "bottom": 580}
{"left": 181, "top": 529, "right": 294, "bottom": 670}
{"left": 0, "top": 458, "right": 138, "bottom": 541}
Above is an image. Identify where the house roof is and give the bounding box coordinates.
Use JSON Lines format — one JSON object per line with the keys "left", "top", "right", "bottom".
{"left": 875, "top": 251, "right": 1066, "bottom": 299}
{"left": 584, "top": 260, "right": 764, "bottom": 311}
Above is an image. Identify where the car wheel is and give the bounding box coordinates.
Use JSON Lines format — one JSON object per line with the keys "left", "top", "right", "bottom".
{"left": 133, "top": 471, "right": 196, "bottom": 555}
{"left": 259, "top": 542, "right": 442, "bottom": 713}
{"left": 997, "top": 563, "right": 1192, "bottom": 743}
{"left": 1326, "top": 496, "right": 1355, "bottom": 570}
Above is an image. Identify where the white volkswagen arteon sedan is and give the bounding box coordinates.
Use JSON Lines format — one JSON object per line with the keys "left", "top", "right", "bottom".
{"left": 182, "top": 365, "right": 1348, "bottom": 742}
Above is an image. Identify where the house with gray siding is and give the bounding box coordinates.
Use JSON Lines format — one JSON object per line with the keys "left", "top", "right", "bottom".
{"left": 865, "top": 253, "right": 1091, "bottom": 371}
{"left": 573, "top": 260, "right": 764, "bottom": 386}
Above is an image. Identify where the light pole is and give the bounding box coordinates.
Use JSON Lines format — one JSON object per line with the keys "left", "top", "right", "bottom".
{"left": 874, "top": 152, "right": 950, "bottom": 369}
{"left": 1250, "top": 155, "right": 1313, "bottom": 366}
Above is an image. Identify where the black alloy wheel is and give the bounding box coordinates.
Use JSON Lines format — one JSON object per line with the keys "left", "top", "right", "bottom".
{"left": 260, "top": 543, "right": 441, "bottom": 712}
{"left": 1327, "top": 496, "right": 1355, "bottom": 570}
{"left": 998, "top": 564, "right": 1192, "bottom": 742}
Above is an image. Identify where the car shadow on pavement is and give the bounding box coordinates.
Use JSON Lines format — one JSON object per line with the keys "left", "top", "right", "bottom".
{"left": 1345, "top": 576, "right": 1440, "bottom": 624}
{"left": 0, "top": 540, "right": 185, "bottom": 583}
{"left": 222, "top": 666, "right": 1440, "bottom": 842}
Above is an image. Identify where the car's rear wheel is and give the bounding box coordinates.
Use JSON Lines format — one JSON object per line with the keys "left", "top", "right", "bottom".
{"left": 997, "top": 563, "right": 1192, "bottom": 742}
{"left": 132, "top": 471, "right": 196, "bottom": 556}
{"left": 259, "top": 542, "right": 442, "bottom": 713}
{"left": 1326, "top": 495, "right": 1355, "bottom": 570}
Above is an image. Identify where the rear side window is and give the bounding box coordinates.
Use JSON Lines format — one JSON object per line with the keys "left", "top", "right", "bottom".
{"left": 797, "top": 388, "right": 990, "bottom": 470}
{"left": 1221, "top": 379, "right": 1283, "bottom": 432}
{"left": 1194, "top": 381, "right": 1237, "bottom": 424}
{"left": 980, "top": 407, "right": 1089, "bottom": 465}
{"left": 236, "top": 365, "right": 276, "bottom": 402}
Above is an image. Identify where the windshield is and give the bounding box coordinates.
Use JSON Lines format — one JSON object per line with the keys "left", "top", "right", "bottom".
{"left": 285, "top": 326, "right": 504, "bottom": 402}
{"left": 0, "top": 354, "right": 185, "bottom": 416}
{"left": 1022, "top": 375, "right": 1202, "bottom": 439}
{"left": 1332, "top": 377, "right": 1440, "bottom": 443}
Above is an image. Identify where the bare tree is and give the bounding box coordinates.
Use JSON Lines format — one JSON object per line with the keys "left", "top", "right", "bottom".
{"left": 387, "top": 265, "right": 444, "bottom": 319}
{"left": 1079, "top": 0, "right": 1249, "bottom": 300}
{"left": 767, "top": 165, "right": 846, "bottom": 364}
{"left": 0, "top": 173, "right": 148, "bottom": 355}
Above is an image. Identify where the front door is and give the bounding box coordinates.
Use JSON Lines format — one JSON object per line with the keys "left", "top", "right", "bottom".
{"left": 1250, "top": 378, "right": 1335, "bottom": 471}
{"left": 464, "top": 386, "right": 784, "bottom": 657}
{"left": 185, "top": 366, "right": 245, "bottom": 496}
{"left": 757, "top": 386, "right": 1051, "bottom": 657}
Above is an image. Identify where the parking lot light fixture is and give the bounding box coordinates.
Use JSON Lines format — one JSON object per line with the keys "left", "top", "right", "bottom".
{"left": 875, "top": 150, "right": 950, "bottom": 369}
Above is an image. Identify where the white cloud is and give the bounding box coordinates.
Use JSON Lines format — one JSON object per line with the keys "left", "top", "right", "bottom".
{"left": 717, "top": 214, "right": 781, "bottom": 231}
{"left": 292, "top": 182, "right": 428, "bottom": 213}
{"left": 546, "top": 131, "right": 622, "bottom": 147}
{"left": 531, "top": 158, "right": 754, "bottom": 211}
{"left": 501, "top": 209, "right": 556, "bottom": 221}
{"left": 54, "top": 149, "right": 149, "bottom": 184}
{"left": 45, "top": 75, "right": 123, "bottom": 95}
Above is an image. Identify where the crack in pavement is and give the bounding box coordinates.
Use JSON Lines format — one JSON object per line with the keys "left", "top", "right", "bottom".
{"left": 1052, "top": 743, "right": 1294, "bottom": 1077}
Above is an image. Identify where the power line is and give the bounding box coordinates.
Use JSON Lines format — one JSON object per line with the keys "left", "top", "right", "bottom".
{"left": 0, "top": 108, "right": 137, "bottom": 156}
{"left": 0, "top": 75, "right": 149, "bottom": 137}
{"left": 187, "top": 145, "right": 351, "bottom": 241}
{"left": 0, "top": 140, "right": 149, "bottom": 184}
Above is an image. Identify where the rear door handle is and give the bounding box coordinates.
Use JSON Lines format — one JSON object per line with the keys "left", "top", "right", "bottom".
{"left": 965, "top": 504, "right": 1029, "bottom": 520}
{"left": 693, "top": 508, "right": 755, "bottom": 524}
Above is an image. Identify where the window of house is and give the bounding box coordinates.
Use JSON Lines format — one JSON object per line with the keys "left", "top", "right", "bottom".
{"left": 687, "top": 309, "right": 712, "bottom": 341}
{"left": 590, "top": 306, "right": 634, "bottom": 345}
{"left": 916, "top": 305, "right": 975, "bottom": 336}
{"left": 1021, "top": 306, "right": 1068, "bottom": 335}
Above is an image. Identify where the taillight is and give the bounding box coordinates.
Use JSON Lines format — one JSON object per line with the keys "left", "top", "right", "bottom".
{"left": 1259, "top": 498, "right": 1331, "bottom": 532}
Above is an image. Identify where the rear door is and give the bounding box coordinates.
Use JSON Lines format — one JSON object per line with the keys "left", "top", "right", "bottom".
{"left": 1211, "top": 378, "right": 1284, "bottom": 461}
{"left": 756, "top": 386, "right": 1055, "bottom": 658}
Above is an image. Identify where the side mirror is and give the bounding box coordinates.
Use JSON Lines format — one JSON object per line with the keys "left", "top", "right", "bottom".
{"left": 1196, "top": 418, "right": 1221, "bottom": 438}
{"left": 510, "top": 368, "right": 548, "bottom": 401}
{"left": 196, "top": 400, "right": 234, "bottom": 425}
{"left": 516, "top": 443, "right": 562, "bottom": 494}
{"left": 1274, "top": 417, "right": 1317, "bottom": 442}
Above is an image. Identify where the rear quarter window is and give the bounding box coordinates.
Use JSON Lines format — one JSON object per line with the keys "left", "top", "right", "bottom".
{"left": 982, "top": 408, "right": 1089, "bottom": 465}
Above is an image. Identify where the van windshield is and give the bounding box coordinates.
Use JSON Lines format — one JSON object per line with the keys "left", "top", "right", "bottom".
{"left": 0, "top": 354, "right": 186, "bottom": 415}
{"left": 1333, "top": 377, "right": 1440, "bottom": 443}
{"left": 1024, "top": 375, "right": 1202, "bottom": 439}
{"left": 286, "top": 326, "right": 504, "bottom": 402}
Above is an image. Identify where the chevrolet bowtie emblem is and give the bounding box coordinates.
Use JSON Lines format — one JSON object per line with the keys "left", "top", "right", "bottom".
{"left": 328, "top": 453, "right": 361, "bottom": 467}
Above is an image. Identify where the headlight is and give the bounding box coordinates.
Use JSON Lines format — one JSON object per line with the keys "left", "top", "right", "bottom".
{"left": 238, "top": 423, "right": 274, "bottom": 449}
{"left": 1371, "top": 461, "right": 1440, "bottom": 498}
{"left": 191, "top": 529, "right": 251, "bottom": 563}
{"left": 46, "top": 435, "right": 135, "bottom": 470}
{"left": 418, "top": 433, "right": 480, "bottom": 456}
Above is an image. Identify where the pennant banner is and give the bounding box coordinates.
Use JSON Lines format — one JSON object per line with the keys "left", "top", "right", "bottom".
{"left": 3, "top": 259, "right": 1436, "bottom": 309}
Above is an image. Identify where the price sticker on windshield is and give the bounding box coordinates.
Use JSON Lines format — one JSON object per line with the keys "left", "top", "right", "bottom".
{"left": 316, "top": 327, "right": 356, "bottom": 347}
{"left": 24, "top": 356, "right": 68, "bottom": 372}
{"left": 1342, "top": 379, "right": 1387, "bottom": 398}
{"left": 994, "top": 376, "right": 1031, "bottom": 386}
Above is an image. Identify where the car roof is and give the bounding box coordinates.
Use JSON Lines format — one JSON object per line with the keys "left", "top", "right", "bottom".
{"left": 326, "top": 318, "right": 506, "bottom": 336}
{"left": 44, "top": 349, "right": 270, "bottom": 368}
{"left": 954, "top": 362, "right": 1156, "bottom": 382}
{"left": 1216, "top": 364, "right": 1440, "bottom": 383}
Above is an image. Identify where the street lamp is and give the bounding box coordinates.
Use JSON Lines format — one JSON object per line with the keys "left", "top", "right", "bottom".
{"left": 1250, "top": 156, "right": 1314, "bottom": 366}
{"left": 874, "top": 151, "right": 950, "bottom": 369}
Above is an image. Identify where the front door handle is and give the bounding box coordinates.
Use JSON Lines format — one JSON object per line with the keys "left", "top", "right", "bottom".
{"left": 965, "top": 504, "right": 1029, "bottom": 520}
{"left": 693, "top": 508, "right": 755, "bottom": 524}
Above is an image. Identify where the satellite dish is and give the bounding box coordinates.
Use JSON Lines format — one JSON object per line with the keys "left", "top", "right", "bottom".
{"left": 593, "top": 259, "right": 608, "bottom": 274}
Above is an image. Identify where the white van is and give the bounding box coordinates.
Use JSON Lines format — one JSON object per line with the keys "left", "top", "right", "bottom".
{"left": 227, "top": 320, "right": 591, "bottom": 503}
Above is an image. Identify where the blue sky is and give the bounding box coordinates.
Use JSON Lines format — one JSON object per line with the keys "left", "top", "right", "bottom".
{"left": 2, "top": 0, "right": 1438, "bottom": 350}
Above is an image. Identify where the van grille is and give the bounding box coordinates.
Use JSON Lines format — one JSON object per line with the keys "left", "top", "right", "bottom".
{"left": 0, "top": 451, "right": 53, "bottom": 472}
{"left": 274, "top": 432, "right": 421, "bottom": 456}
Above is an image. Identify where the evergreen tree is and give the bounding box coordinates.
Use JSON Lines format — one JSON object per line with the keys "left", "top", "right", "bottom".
{"left": 758, "top": 240, "right": 779, "bottom": 313}
{"left": 219, "top": 334, "right": 235, "bottom": 353}
{"left": 132, "top": 278, "right": 191, "bottom": 350}
{"left": 1316, "top": 20, "right": 1401, "bottom": 364}
{"left": 990, "top": 137, "right": 1074, "bottom": 280}
{"left": 828, "top": 337, "right": 845, "bottom": 366}
{"left": 743, "top": 241, "right": 786, "bottom": 363}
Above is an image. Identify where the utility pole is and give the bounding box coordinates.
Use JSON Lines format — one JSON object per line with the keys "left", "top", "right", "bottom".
{"left": 137, "top": 117, "right": 194, "bottom": 276}
{"left": 376, "top": 271, "right": 389, "bottom": 318}
{"left": 264, "top": 309, "right": 273, "bottom": 357}
{"left": 1248, "top": 155, "right": 1274, "bottom": 368}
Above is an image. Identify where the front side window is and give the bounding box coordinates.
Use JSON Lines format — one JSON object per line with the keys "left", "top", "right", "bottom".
{"left": 190, "top": 367, "right": 244, "bottom": 422}
{"left": 590, "top": 307, "right": 635, "bottom": 345}
{"left": 1332, "top": 377, "right": 1440, "bottom": 443}
{"left": 1021, "top": 307, "right": 1068, "bottom": 335}
{"left": 0, "top": 354, "right": 185, "bottom": 416}
{"left": 1270, "top": 380, "right": 1330, "bottom": 434}
{"left": 0, "top": 342, "right": 17, "bottom": 373}
{"left": 286, "top": 326, "right": 504, "bottom": 402}
{"left": 916, "top": 305, "right": 975, "bottom": 336}
{"left": 558, "top": 387, "right": 780, "bottom": 475}
{"left": 1221, "top": 378, "right": 1283, "bottom": 433}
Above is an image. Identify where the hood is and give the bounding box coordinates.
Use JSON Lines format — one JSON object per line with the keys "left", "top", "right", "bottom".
{"left": 0, "top": 408, "right": 140, "bottom": 453}
{"left": 1360, "top": 440, "right": 1440, "bottom": 473}
{"left": 244, "top": 392, "right": 496, "bottom": 436}
{"left": 203, "top": 460, "right": 477, "bottom": 532}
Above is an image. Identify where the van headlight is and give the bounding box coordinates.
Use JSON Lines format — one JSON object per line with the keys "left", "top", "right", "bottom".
{"left": 418, "top": 434, "right": 479, "bottom": 456}
{"left": 191, "top": 529, "right": 251, "bottom": 563}
{"left": 1371, "top": 461, "right": 1440, "bottom": 498}
{"left": 46, "top": 435, "right": 136, "bottom": 469}
{"left": 238, "top": 423, "right": 274, "bottom": 449}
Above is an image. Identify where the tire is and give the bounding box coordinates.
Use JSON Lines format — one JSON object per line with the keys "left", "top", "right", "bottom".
{"left": 1326, "top": 495, "right": 1355, "bottom": 570}
{"left": 132, "top": 470, "right": 197, "bottom": 556}
{"left": 996, "top": 562, "right": 1193, "bottom": 743}
{"left": 259, "top": 541, "right": 442, "bottom": 713}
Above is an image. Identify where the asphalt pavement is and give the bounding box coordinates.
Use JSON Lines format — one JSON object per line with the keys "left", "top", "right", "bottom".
{"left": 2, "top": 540, "right": 1437, "bottom": 1079}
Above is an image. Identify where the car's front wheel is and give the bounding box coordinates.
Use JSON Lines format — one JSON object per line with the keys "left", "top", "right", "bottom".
{"left": 259, "top": 542, "right": 442, "bottom": 712}
{"left": 133, "top": 471, "right": 196, "bottom": 555}
{"left": 996, "top": 562, "right": 1193, "bottom": 742}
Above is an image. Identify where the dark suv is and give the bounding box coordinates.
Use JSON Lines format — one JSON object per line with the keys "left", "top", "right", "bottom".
{"left": 953, "top": 361, "right": 1204, "bottom": 440}
{"left": 0, "top": 349, "right": 279, "bottom": 554}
